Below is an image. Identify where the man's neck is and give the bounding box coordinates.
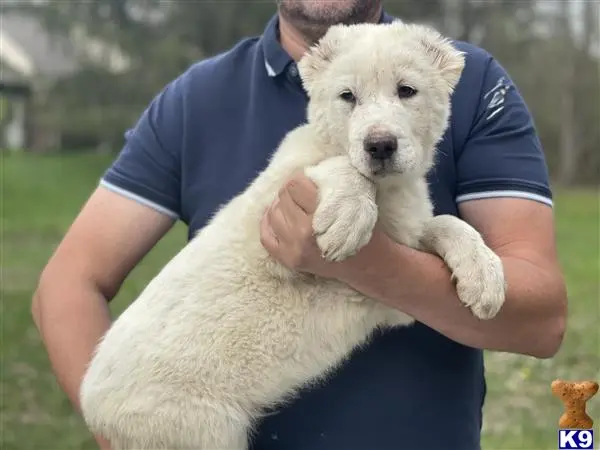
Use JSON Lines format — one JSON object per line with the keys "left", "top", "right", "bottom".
{"left": 278, "top": 8, "right": 383, "bottom": 62}
{"left": 278, "top": 15, "right": 312, "bottom": 62}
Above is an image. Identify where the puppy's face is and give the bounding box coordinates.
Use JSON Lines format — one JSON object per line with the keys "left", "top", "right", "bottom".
{"left": 298, "top": 22, "right": 465, "bottom": 180}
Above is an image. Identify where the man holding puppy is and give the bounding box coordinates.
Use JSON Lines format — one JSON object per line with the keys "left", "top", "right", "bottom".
{"left": 32, "top": 1, "right": 567, "bottom": 449}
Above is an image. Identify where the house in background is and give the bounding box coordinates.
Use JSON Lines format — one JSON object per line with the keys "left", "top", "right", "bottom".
{"left": 1, "top": 13, "right": 77, "bottom": 150}
{"left": 0, "top": 12, "right": 129, "bottom": 151}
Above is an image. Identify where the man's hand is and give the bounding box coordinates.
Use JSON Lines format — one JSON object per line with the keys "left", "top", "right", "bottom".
{"left": 260, "top": 172, "right": 341, "bottom": 279}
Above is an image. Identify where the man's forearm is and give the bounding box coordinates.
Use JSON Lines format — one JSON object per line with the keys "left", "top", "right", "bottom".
{"left": 338, "top": 231, "right": 567, "bottom": 358}
{"left": 32, "top": 281, "right": 113, "bottom": 447}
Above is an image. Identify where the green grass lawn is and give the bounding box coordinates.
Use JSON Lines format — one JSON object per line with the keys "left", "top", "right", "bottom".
{"left": 2, "top": 152, "right": 598, "bottom": 449}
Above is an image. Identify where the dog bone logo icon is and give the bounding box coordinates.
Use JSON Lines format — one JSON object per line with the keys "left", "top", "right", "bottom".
{"left": 551, "top": 379, "right": 599, "bottom": 429}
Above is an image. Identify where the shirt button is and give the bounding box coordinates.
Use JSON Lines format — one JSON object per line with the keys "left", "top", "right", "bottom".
{"left": 289, "top": 64, "right": 299, "bottom": 78}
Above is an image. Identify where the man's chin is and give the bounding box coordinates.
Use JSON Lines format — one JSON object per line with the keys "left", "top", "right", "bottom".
{"left": 278, "top": 0, "right": 381, "bottom": 40}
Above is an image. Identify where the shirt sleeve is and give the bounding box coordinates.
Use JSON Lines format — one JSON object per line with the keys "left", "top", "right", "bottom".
{"left": 99, "top": 76, "right": 186, "bottom": 220}
{"left": 455, "top": 56, "right": 553, "bottom": 207}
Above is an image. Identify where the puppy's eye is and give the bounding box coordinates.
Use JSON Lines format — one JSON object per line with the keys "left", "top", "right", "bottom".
{"left": 397, "top": 85, "right": 417, "bottom": 99}
{"left": 339, "top": 90, "right": 356, "bottom": 103}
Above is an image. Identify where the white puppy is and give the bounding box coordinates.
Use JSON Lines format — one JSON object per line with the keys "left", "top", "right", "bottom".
{"left": 80, "top": 21, "right": 507, "bottom": 450}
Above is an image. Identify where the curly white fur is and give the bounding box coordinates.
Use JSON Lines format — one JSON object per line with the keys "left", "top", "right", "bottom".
{"left": 80, "top": 21, "right": 507, "bottom": 449}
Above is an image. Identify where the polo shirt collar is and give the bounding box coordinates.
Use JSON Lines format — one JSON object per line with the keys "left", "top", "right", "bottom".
{"left": 262, "top": 10, "right": 396, "bottom": 78}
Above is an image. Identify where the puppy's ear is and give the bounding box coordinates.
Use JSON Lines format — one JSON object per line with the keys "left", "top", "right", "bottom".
{"left": 399, "top": 23, "right": 466, "bottom": 91}
{"left": 297, "top": 24, "right": 350, "bottom": 91}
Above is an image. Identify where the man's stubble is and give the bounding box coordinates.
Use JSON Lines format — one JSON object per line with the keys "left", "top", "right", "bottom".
{"left": 276, "top": 0, "right": 383, "bottom": 44}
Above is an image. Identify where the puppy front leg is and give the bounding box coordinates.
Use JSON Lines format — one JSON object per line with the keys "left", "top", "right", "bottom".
{"left": 419, "top": 215, "right": 507, "bottom": 320}
{"left": 305, "top": 156, "right": 377, "bottom": 262}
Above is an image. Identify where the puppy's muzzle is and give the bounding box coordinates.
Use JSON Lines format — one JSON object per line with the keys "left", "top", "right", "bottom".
{"left": 364, "top": 135, "right": 397, "bottom": 161}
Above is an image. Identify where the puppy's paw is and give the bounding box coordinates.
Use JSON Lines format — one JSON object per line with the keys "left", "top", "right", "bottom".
{"left": 313, "top": 194, "right": 378, "bottom": 262}
{"left": 452, "top": 244, "right": 507, "bottom": 320}
{"left": 305, "top": 156, "right": 378, "bottom": 262}
{"left": 420, "top": 214, "right": 507, "bottom": 321}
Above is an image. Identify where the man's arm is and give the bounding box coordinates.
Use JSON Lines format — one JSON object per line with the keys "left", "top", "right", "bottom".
{"left": 336, "top": 197, "right": 567, "bottom": 358}
{"left": 31, "top": 187, "right": 175, "bottom": 448}
{"left": 261, "top": 176, "right": 567, "bottom": 359}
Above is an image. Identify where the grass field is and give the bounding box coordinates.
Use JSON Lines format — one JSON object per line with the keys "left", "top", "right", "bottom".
{"left": 2, "top": 152, "right": 599, "bottom": 449}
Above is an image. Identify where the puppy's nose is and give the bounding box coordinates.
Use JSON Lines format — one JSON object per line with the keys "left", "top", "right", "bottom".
{"left": 364, "top": 136, "right": 398, "bottom": 161}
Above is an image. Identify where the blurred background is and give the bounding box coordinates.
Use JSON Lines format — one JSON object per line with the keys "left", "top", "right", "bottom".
{"left": 1, "top": 1, "right": 598, "bottom": 449}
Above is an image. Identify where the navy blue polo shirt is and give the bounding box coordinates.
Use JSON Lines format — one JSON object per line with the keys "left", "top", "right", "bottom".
{"left": 100, "top": 12, "right": 552, "bottom": 450}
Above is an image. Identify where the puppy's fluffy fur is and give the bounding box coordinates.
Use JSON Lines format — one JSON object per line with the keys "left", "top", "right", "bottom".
{"left": 80, "top": 22, "right": 507, "bottom": 449}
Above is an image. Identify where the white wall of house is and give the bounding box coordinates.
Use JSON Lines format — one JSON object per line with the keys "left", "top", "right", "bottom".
{"left": 3, "top": 96, "right": 27, "bottom": 150}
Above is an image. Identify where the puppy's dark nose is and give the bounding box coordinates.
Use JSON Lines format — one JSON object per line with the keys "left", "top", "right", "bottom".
{"left": 364, "top": 136, "right": 397, "bottom": 161}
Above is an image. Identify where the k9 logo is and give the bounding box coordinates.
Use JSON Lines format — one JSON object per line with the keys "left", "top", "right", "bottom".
{"left": 558, "top": 429, "right": 594, "bottom": 449}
